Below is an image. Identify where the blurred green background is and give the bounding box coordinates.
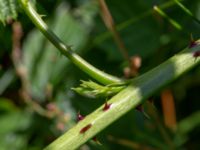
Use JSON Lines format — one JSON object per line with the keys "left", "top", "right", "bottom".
{"left": 0, "top": 0, "right": 200, "bottom": 149}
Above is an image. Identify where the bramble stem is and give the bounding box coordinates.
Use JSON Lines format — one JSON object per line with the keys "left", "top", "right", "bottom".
{"left": 45, "top": 42, "right": 200, "bottom": 149}
{"left": 20, "top": 0, "right": 122, "bottom": 85}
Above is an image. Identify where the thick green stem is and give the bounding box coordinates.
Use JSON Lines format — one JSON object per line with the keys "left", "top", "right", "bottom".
{"left": 45, "top": 42, "right": 200, "bottom": 149}
{"left": 20, "top": 0, "right": 122, "bottom": 85}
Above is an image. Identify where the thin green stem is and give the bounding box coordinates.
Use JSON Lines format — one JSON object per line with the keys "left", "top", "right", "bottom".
{"left": 153, "top": 5, "right": 182, "bottom": 30}
{"left": 45, "top": 42, "right": 200, "bottom": 149}
{"left": 19, "top": 0, "right": 122, "bottom": 85}
{"left": 93, "top": 0, "right": 183, "bottom": 46}
{"left": 174, "top": 0, "right": 200, "bottom": 25}
{"left": 178, "top": 111, "right": 200, "bottom": 135}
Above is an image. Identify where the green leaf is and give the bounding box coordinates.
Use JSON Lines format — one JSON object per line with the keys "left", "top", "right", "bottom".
{"left": 0, "top": 98, "right": 17, "bottom": 112}
{"left": 0, "top": 0, "right": 19, "bottom": 24}
{"left": 0, "top": 111, "right": 32, "bottom": 150}
{"left": 0, "top": 69, "right": 15, "bottom": 95}
{"left": 178, "top": 111, "right": 200, "bottom": 135}
{"left": 0, "top": 111, "right": 30, "bottom": 134}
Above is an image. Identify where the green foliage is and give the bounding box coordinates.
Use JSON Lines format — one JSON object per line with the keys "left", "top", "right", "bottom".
{"left": 178, "top": 111, "right": 200, "bottom": 135}
{"left": 0, "top": 0, "right": 200, "bottom": 149}
{"left": 93, "top": 0, "right": 162, "bottom": 61}
{"left": 0, "top": 98, "right": 32, "bottom": 149}
{"left": 0, "top": 69, "right": 15, "bottom": 95}
{"left": 22, "top": 1, "right": 98, "bottom": 100}
{"left": 0, "top": 0, "right": 19, "bottom": 24}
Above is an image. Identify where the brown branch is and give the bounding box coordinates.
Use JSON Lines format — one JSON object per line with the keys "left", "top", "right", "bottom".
{"left": 98, "top": 0, "right": 130, "bottom": 63}
{"left": 11, "top": 21, "right": 49, "bottom": 117}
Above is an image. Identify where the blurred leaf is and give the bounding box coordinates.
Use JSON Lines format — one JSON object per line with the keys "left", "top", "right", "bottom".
{"left": 178, "top": 111, "right": 200, "bottom": 135}
{"left": 0, "top": 98, "right": 17, "bottom": 112}
{"left": 0, "top": 111, "right": 31, "bottom": 134}
{"left": 0, "top": 110, "right": 32, "bottom": 150}
{"left": 0, "top": 0, "right": 18, "bottom": 24}
{"left": 0, "top": 133, "right": 28, "bottom": 150}
{"left": 0, "top": 69, "right": 15, "bottom": 95}
{"left": 22, "top": 2, "right": 98, "bottom": 100}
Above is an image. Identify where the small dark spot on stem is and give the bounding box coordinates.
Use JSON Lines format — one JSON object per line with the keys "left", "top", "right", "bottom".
{"left": 80, "top": 124, "right": 92, "bottom": 134}
{"left": 103, "top": 102, "right": 112, "bottom": 111}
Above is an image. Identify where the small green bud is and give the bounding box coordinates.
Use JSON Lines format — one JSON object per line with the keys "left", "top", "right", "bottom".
{"left": 72, "top": 80, "right": 125, "bottom": 98}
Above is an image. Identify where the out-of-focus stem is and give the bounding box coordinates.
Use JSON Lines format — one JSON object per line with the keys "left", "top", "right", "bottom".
{"left": 98, "top": 0, "right": 130, "bottom": 63}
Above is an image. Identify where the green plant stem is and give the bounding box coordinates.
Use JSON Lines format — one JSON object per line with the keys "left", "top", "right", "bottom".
{"left": 20, "top": 0, "right": 122, "bottom": 85}
{"left": 174, "top": 0, "right": 200, "bottom": 25}
{"left": 153, "top": 5, "right": 182, "bottom": 30}
{"left": 45, "top": 42, "right": 200, "bottom": 149}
